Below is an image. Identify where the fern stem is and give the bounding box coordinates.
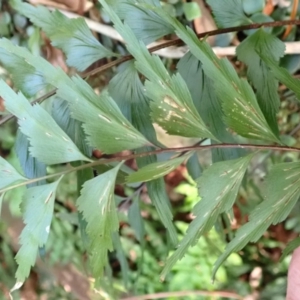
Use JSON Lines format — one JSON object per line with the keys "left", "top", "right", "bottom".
{"left": 1, "top": 143, "right": 300, "bottom": 194}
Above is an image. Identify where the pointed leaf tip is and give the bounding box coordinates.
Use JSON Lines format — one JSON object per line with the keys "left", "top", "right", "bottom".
{"left": 77, "top": 162, "right": 123, "bottom": 277}
{"left": 161, "top": 153, "right": 254, "bottom": 278}
{"left": 213, "top": 161, "right": 300, "bottom": 279}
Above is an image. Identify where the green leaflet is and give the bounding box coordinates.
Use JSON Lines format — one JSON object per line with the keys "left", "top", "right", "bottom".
{"left": 177, "top": 52, "right": 204, "bottom": 112}
{"left": 51, "top": 98, "right": 92, "bottom": 156}
{"left": 237, "top": 29, "right": 285, "bottom": 135}
{"left": 77, "top": 162, "right": 123, "bottom": 277}
{"left": 99, "top": 0, "right": 215, "bottom": 140}
{"left": 53, "top": 97, "right": 95, "bottom": 249}
{"left": 13, "top": 177, "right": 63, "bottom": 288}
{"left": 0, "top": 155, "right": 27, "bottom": 190}
{"left": 161, "top": 153, "right": 254, "bottom": 279}
{"left": 177, "top": 52, "right": 240, "bottom": 162}
{"left": 109, "top": 62, "right": 134, "bottom": 121}
{"left": 76, "top": 167, "right": 94, "bottom": 250}
{"left": 186, "top": 153, "right": 202, "bottom": 180}
{"left": 136, "top": 148, "right": 178, "bottom": 245}
{"left": 125, "top": 58, "right": 178, "bottom": 244}
{"left": 128, "top": 198, "right": 145, "bottom": 243}
{"left": 52, "top": 96, "right": 94, "bottom": 250}
{"left": 11, "top": 0, "right": 116, "bottom": 71}
{"left": 127, "top": 153, "right": 191, "bottom": 183}
{"left": 207, "top": 0, "right": 251, "bottom": 28}
{"left": 150, "top": 7, "right": 280, "bottom": 143}
{"left": 112, "top": 232, "right": 129, "bottom": 287}
{"left": 57, "top": 76, "right": 149, "bottom": 153}
{"left": 108, "top": 61, "right": 163, "bottom": 147}
{"left": 109, "top": 60, "right": 159, "bottom": 146}
{"left": 108, "top": 0, "right": 174, "bottom": 44}
{"left": 15, "top": 131, "right": 47, "bottom": 187}
{"left": 0, "top": 81, "right": 90, "bottom": 165}
{"left": 213, "top": 161, "right": 300, "bottom": 279}
{"left": 147, "top": 177, "right": 178, "bottom": 245}
{"left": 127, "top": 196, "right": 146, "bottom": 285}
{"left": 260, "top": 54, "right": 300, "bottom": 100}
{"left": 148, "top": 74, "right": 215, "bottom": 139}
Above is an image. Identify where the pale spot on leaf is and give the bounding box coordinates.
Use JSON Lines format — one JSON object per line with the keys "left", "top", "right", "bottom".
{"left": 98, "top": 114, "right": 112, "bottom": 123}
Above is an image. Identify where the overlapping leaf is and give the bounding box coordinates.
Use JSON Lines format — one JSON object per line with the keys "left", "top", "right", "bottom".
{"left": 77, "top": 163, "right": 122, "bottom": 277}
{"left": 11, "top": 0, "right": 116, "bottom": 71}
{"left": 177, "top": 52, "right": 240, "bottom": 162}
{"left": 135, "top": 152, "right": 177, "bottom": 245}
{"left": 146, "top": 175, "right": 178, "bottom": 245}
{"left": 51, "top": 98, "right": 92, "bottom": 156}
{"left": 128, "top": 198, "right": 145, "bottom": 243}
{"left": 109, "top": 62, "right": 135, "bottom": 121}
{"left": 237, "top": 29, "right": 285, "bottom": 135}
{"left": 13, "top": 177, "right": 63, "bottom": 287}
{"left": 109, "top": 61, "right": 159, "bottom": 147}
{"left": 55, "top": 98, "right": 93, "bottom": 250}
{"left": 112, "top": 232, "right": 129, "bottom": 287}
{"left": 99, "top": 0, "right": 215, "bottom": 140}
{"left": 77, "top": 167, "right": 94, "bottom": 250}
{"left": 0, "top": 81, "right": 90, "bottom": 165}
{"left": 213, "top": 161, "right": 300, "bottom": 279}
{"left": 207, "top": 0, "right": 251, "bottom": 28}
{"left": 15, "top": 131, "right": 47, "bottom": 187}
{"left": 186, "top": 153, "right": 202, "bottom": 180}
{"left": 161, "top": 154, "right": 254, "bottom": 279}
{"left": 57, "top": 76, "right": 149, "bottom": 153}
{"left": 147, "top": 7, "right": 280, "bottom": 143}
{"left": 260, "top": 54, "right": 300, "bottom": 100}
{"left": 0, "top": 155, "right": 27, "bottom": 190}
{"left": 106, "top": 0, "right": 174, "bottom": 44}
{"left": 127, "top": 153, "right": 191, "bottom": 183}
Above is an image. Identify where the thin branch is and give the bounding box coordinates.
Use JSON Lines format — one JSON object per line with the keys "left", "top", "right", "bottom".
{"left": 1, "top": 19, "right": 300, "bottom": 126}
{"left": 177, "top": 138, "right": 207, "bottom": 157}
{"left": 120, "top": 290, "right": 243, "bottom": 300}
{"left": 146, "top": 19, "right": 300, "bottom": 52}
{"left": 1, "top": 143, "right": 300, "bottom": 194}
{"left": 53, "top": 9, "right": 300, "bottom": 58}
